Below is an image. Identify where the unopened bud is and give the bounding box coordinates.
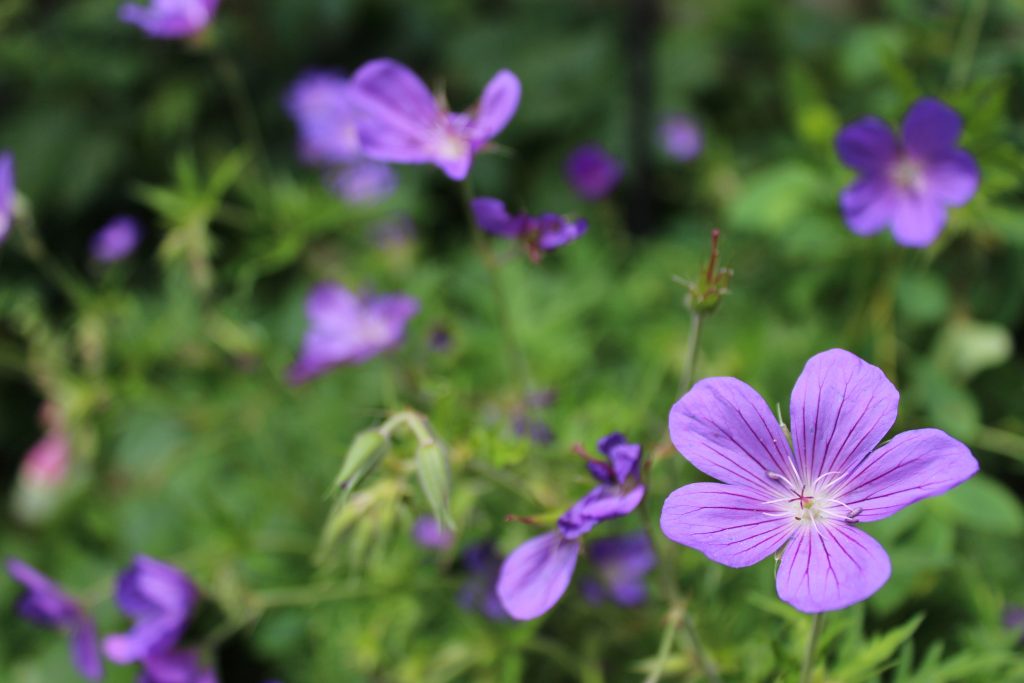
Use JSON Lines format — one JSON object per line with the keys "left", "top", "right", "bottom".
{"left": 415, "top": 441, "right": 454, "bottom": 531}
{"left": 331, "top": 429, "right": 389, "bottom": 498}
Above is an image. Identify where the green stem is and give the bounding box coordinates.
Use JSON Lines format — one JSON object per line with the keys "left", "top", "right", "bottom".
{"left": 211, "top": 50, "right": 273, "bottom": 191}
{"left": 458, "top": 180, "right": 531, "bottom": 396}
{"left": 679, "top": 311, "right": 704, "bottom": 393}
{"left": 643, "top": 604, "right": 683, "bottom": 683}
{"left": 13, "top": 205, "right": 90, "bottom": 306}
{"left": 800, "top": 612, "right": 825, "bottom": 683}
{"left": 949, "top": 0, "right": 989, "bottom": 90}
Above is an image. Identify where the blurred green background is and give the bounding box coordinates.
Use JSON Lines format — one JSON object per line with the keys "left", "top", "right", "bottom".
{"left": 3, "top": 0, "right": 1024, "bottom": 681}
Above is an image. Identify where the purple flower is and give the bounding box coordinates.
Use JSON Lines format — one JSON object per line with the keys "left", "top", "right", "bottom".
{"left": 459, "top": 543, "right": 507, "bottom": 620}
{"left": 836, "top": 98, "right": 980, "bottom": 248}
{"left": 659, "top": 115, "right": 703, "bottom": 162}
{"left": 90, "top": 215, "right": 142, "bottom": 263}
{"left": 496, "top": 433, "right": 645, "bottom": 620}
{"left": 6, "top": 559, "right": 103, "bottom": 680}
{"left": 413, "top": 515, "right": 455, "bottom": 550}
{"left": 1005, "top": 606, "right": 1024, "bottom": 644}
{"left": 349, "top": 58, "right": 521, "bottom": 181}
{"left": 565, "top": 144, "right": 622, "bottom": 201}
{"left": 103, "top": 556, "right": 199, "bottom": 664}
{"left": 580, "top": 533, "right": 657, "bottom": 607}
{"left": 329, "top": 161, "right": 397, "bottom": 204}
{"left": 289, "top": 283, "right": 419, "bottom": 383}
{"left": 660, "top": 348, "right": 978, "bottom": 613}
{"left": 471, "top": 197, "right": 586, "bottom": 261}
{"left": 139, "top": 648, "right": 218, "bottom": 683}
{"left": 119, "top": 0, "right": 219, "bottom": 40}
{"left": 0, "top": 151, "right": 14, "bottom": 244}
{"left": 284, "top": 72, "right": 363, "bottom": 166}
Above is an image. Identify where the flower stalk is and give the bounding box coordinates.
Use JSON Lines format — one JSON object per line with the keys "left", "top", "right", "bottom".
{"left": 800, "top": 612, "right": 825, "bottom": 683}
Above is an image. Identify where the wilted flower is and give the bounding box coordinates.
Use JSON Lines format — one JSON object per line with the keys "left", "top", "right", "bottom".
{"left": 659, "top": 115, "right": 703, "bottom": 162}
{"left": 104, "top": 556, "right": 199, "bottom": 664}
{"left": 459, "top": 542, "right": 507, "bottom": 620}
{"left": 119, "top": 0, "right": 219, "bottom": 40}
{"left": 0, "top": 151, "right": 14, "bottom": 244}
{"left": 836, "top": 98, "right": 980, "bottom": 248}
{"left": 90, "top": 215, "right": 142, "bottom": 263}
{"left": 6, "top": 559, "right": 103, "bottom": 680}
{"left": 290, "top": 283, "right": 419, "bottom": 383}
{"left": 661, "top": 349, "right": 978, "bottom": 613}
{"left": 471, "top": 197, "right": 586, "bottom": 262}
{"left": 413, "top": 515, "right": 455, "bottom": 550}
{"left": 349, "top": 58, "right": 521, "bottom": 181}
{"left": 285, "top": 71, "right": 363, "bottom": 166}
{"left": 329, "top": 161, "right": 397, "bottom": 204}
{"left": 496, "top": 433, "right": 645, "bottom": 620}
{"left": 580, "top": 532, "right": 657, "bottom": 607}
{"left": 565, "top": 144, "right": 622, "bottom": 201}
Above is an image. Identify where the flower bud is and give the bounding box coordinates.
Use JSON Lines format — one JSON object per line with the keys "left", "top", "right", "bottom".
{"left": 331, "top": 429, "right": 390, "bottom": 500}
{"left": 415, "top": 441, "right": 454, "bottom": 531}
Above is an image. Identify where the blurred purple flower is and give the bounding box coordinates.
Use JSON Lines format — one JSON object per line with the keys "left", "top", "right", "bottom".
{"left": 836, "top": 97, "right": 980, "bottom": 248}
{"left": 512, "top": 415, "right": 554, "bottom": 445}
{"left": 565, "top": 144, "right": 622, "bottom": 201}
{"left": 0, "top": 151, "right": 14, "bottom": 244}
{"left": 496, "top": 433, "right": 645, "bottom": 620}
{"left": 6, "top": 559, "right": 103, "bottom": 680}
{"left": 471, "top": 197, "right": 586, "bottom": 261}
{"left": 290, "top": 283, "right": 419, "bottom": 383}
{"left": 349, "top": 58, "right": 521, "bottom": 181}
{"left": 329, "top": 161, "right": 397, "bottom": 204}
{"left": 119, "top": 0, "right": 219, "bottom": 40}
{"left": 90, "top": 215, "right": 142, "bottom": 263}
{"left": 459, "top": 543, "right": 507, "bottom": 620}
{"left": 104, "top": 556, "right": 199, "bottom": 664}
{"left": 139, "top": 648, "right": 218, "bottom": 683}
{"left": 580, "top": 533, "right": 656, "bottom": 607}
{"left": 413, "top": 515, "right": 455, "bottom": 550}
{"left": 284, "top": 71, "right": 363, "bottom": 166}
{"left": 1005, "top": 606, "right": 1024, "bottom": 644}
{"left": 659, "top": 115, "right": 703, "bottom": 162}
{"left": 661, "top": 348, "right": 978, "bottom": 613}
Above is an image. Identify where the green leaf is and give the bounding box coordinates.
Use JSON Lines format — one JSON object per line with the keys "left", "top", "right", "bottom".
{"left": 831, "top": 614, "right": 925, "bottom": 683}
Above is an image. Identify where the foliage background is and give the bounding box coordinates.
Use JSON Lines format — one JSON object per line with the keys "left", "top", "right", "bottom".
{"left": 3, "top": 0, "right": 1024, "bottom": 681}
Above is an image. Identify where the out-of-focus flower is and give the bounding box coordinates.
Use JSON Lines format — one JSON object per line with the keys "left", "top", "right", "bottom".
{"left": 659, "top": 115, "right": 703, "bottom": 162}
{"left": 10, "top": 404, "right": 75, "bottom": 525}
{"left": 661, "top": 348, "right": 978, "bottom": 613}
{"left": 6, "top": 559, "right": 103, "bottom": 681}
{"left": 1005, "top": 606, "right": 1024, "bottom": 644}
{"left": 565, "top": 144, "right": 622, "bottom": 201}
{"left": 329, "top": 161, "right": 397, "bottom": 204}
{"left": 836, "top": 97, "right": 979, "bottom": 248}
{"left": 90, "top": 215, "right": 143, "bottom": 263}
{"left": 290, "top": 283, "right": 419, "bottom": 383}
{"left": 138, "top": 648, "right": 218, "bottom": 683}
{"left": 349, "top": 58, "right": 521, "bottom": 181}
{"left": 104, "top": 556, "right": 199, "bottom": 664}
{"left": 459, "top": 543, "right": 507, "bottom": 620}
{"left": 512, "top": 415, "right": 554, "bottom": 445}
{"left": 471, "top": 197, "right": 586, "bottom": 261}
{"left": 119, "top": 0, "right": 219, "bottom": 40}
{"left": 0, "top": 151, "right": 15, "bottom": 244}
{"left": 496, "top": 433, "right": 645, "bottom": 620}
{"left": 580, "top": 533, "right": 656, "bottom": 607}
{"left": 413, "top": 515, "right": 455, "bottom": 550}
{"left": 284, "top": 72, "right": 363, "bottom": 166}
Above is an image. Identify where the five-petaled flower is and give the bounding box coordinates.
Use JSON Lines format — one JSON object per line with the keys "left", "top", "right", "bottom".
{"left": 349, "top": 58, "right": 521, "bottom": 181}
{"left": 119, "top": 0, "right": 220, "bottom": 40}
{"left": 290, "top": 283, "right": 419, "bottom": 383}
{"left": 0, "top": 151, "right": 15, "bottom": 245}
{"left": 836, "top": 97, "right": 979, "bottom": 248}
{"left": 565, "top": 144, "right": 622, "bottom": 201}
{"left": 496, "top": 433, "right": 645, "bottom": 620}
{"left": 660, "top": 348, "right": 978, "bottom": 613}
{"left": 6, "top": 558, "right": 104, "bottom": 681}
{"left": 471, "top": 197, "right": 587, "bottom": 262}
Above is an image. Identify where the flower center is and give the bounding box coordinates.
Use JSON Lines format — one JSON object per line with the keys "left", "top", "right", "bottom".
{"left": 888, "top": 155, "right": 926, "bottom": 193}
{"left": 764, "top": 468, "right": 861, "bottom": 527}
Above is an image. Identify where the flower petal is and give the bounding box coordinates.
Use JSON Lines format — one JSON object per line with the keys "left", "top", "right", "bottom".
{"left": 70, "top": 617, "right": 104, "bottom": 681}
{"left": 839, "top": 176, "right": 897, "bottom": 236}
{"left": 789, "top": 349, "right": 898, "bottom": 483}
{"left": 471, "top": 197, "right": 522, "bottom": 237}
{"left": 925, "top": 149, "right": 979, "bottom": 207}
{"left": 660, "top": 483, "right": 794, "bottom": 567}
{"left": 835, "top": 117, "right": 899, "bottom": 174}
{"left": 496, "top": 532, "right": 579, "bottom": 620}
{"left": 669, "top": 377, "right": 796, "bottom": 493}
{"left": 537, "top": 215, "right": 587, "bottom": 250}
{"left": 468, "top": 70, "right": 521, "bottom": 144}
{"left": 837, "top": 428, "right": 978, "bottom": 522}
{"left": 350, "top": 59, "right": 439, "bottom": 164}
{"left": 890, "top": 193, "right": 948, "bottom": 248}
{"left": 902, "top": 98, "right": 963, "bottom": 159}
{"left": 776, "top": 523, "right": 890, "bottom": 613}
